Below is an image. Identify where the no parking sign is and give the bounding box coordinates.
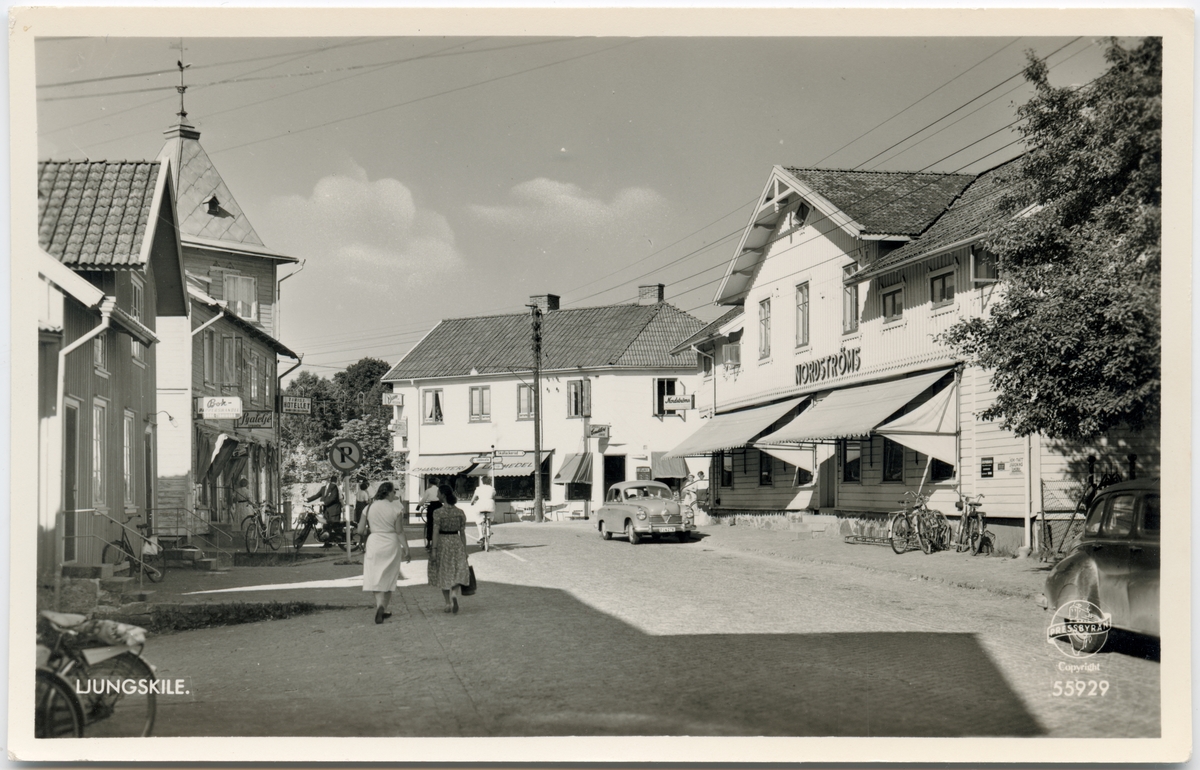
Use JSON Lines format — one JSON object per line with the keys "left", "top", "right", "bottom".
{"left": 329, "top": 438, "right": 364, "bottom": 473}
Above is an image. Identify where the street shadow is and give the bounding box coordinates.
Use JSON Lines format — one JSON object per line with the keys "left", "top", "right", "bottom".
{"left": 1103, "top": 629, "right": 1160, "bottom": 662}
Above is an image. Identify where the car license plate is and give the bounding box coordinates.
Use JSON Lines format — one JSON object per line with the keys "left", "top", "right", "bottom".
{"left": 653, "top": 526, "right": 675, "bottom": 533}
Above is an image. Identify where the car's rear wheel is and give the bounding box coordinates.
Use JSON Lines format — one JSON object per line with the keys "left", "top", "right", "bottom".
{"left": 626, "top": 521, "right": 640, "bottom": 545}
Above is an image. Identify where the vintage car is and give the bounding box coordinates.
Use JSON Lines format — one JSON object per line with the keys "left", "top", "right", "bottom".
{"left": 596, "top": 480, "right": 695, "bottom": 544}
{"left": 1036, "top": 478, "right": 1160, "bottom": 653}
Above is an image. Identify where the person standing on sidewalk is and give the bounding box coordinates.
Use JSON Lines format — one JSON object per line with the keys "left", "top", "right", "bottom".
{"left": 353, "top": 479, "right": 370, "bottom": 529}
{"left": 428, "top": 484, "right": 470, "bottom": 614}
{"left": 359, "top": 482, "right": 411, "bottom": 624}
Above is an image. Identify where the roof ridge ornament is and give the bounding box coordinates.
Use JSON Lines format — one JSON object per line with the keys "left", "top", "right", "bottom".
{"left": 176, "top": 58, "right": 192, "bottom": 121}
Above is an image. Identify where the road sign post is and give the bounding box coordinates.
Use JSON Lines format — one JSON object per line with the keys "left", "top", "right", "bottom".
{"left": 328, "top": 439, "right": 364, "bottom": 565}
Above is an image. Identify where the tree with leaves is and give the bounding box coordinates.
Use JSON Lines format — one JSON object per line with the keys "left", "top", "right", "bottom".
{"left": 940, "top": 37, "right": 1160, "bottom": 441}
{"left": 332, "top": 357, "right": 393, "bottom": 424}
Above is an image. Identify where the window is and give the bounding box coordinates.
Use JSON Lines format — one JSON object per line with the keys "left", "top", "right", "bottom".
{"left": 92, "top": 400, "right": 107, "bottom": 506}
{"left": 795, "top": 283, "right": 809, "bottom": 347}
{"left": 882, "top": 438, "right": 905, "bottom": 482}
{"left": 203, "top": 330, "right": 216, "bottom": 384}
{"left": 930, "top": 271, "right": 955, "bottom": 308}
{"left": 517, "top": 384, "right": 534, "bottom": 420}
{"left": 720, "top": 343, "right": 741, "bottom": 366}
{"left": 568, "top": 379, "right": 591, "bottom": 418}
{"left": 719, "top": 451, "right": 734, "bottom": 487}
{"left": 653, "top": 378, "right": 679, "bottom": 416}
{"left": 758, "top": 451, "right": 774, "bottom": 486}
{"left": 224, "top": 274, "right": 258, "bottom": 320}
{"left": 1141, "top": 494, "right": 1160, "bottom": 537}
{"left": 250, "top": 354, "right": 260, "bottom": 403}
{"left": 882, "top": 287, "right": 904, "bottom": 322}
{"left": 842, "top": 440, "right": 861, "bottom": 483}
{"left": 422, "top": 389, "right": 444, "bottom": 424}
{"left": 970, "top": 246, "right": 1000, "bottom": 284}
{"left": 758, "top": 299, "right": 771, "bottom": 359}
{"left": 222, "top": 336, "right": 242, "bottom": 386}
{"left": 93, "top": 333, "right": 108, "bottom": 372}
{"left": 701, "top": 352, "right": 713, "bottom": 377}
{"left": 123, "top": 411, "right": 135, "bottom": 505}
{"left": 794, "top": 465, "right": 814, "bottom": 487}
{"left": 843, "top": 266, "right": 859, "bottom": 334}
{"left": 931, "top": 458, "right": 955, "bottom": 482}
{"left": 130, "top": 277, "right": 145, "bottom": 362}
{"left": 1101, "top": 494, "right": 1137, "bottom": 537}
{"left": 469, "top": 386, "right": 491, "bottom": 422}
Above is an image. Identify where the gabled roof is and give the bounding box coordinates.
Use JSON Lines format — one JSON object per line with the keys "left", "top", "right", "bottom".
{"left": 852, "top": 158, "right": 1021, "bottom": 281}
{"left": 383, "top": 302, "right": 704, "bottom": 381}
{"left": 158, "top": 122, "right": 297, "bottom": 263}
{"left": 669, "top": 307, "right": 744, "bottom": 355}
{"left": 782, "top": 167, "right": 976, "bottom": 237}
{"left": 38, "top": 160, "right": 162, "bottom": 267}
{"left": 188, "top": 284, "right": 300, "bottom": 360}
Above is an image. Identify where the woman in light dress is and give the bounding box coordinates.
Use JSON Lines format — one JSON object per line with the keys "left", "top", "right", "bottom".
{"left": 358, "top": 482, "right": 411, "bottom": 624}
{"left": 428, "top": 484, "right": 470, "bottom": 614}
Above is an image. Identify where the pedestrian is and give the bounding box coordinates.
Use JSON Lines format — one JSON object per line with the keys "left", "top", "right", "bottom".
{"left": 307, "top": 473, "right": 344, "bottom": 521}
{"left": 353, "top": 479, "right": 370, "bottom": 528}
{"left": 694, "top": 471, "right": 709, "bottom": 510}
{"left": 428, "top": 483, "right": 470, "bottom": 614}
{"left": 358, "top": 481, "right": 411, "bottom": 624}
{"left": 681, "top": 473, "right": 697, "bottom": 508}
{"left": 471, "top": 478, "right": 495, "bottom": 546}
{"left": 423, "top": 499, "right": 442, "bottom": 552}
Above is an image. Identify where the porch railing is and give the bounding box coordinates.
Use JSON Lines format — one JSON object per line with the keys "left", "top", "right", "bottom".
{"left": 147, "top": 506, "right": 235, "bottom": 567}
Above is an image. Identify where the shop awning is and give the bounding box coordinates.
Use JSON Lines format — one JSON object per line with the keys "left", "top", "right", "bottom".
{"left": 205, "top": 434, "right": 239, "bottom": 482}
{"left": 408, "top": 453, "right": 478, "bottom": 476}
{"left": 664, "top": 397, "right": 806, "bottom": 457}
{"left": 875, "top": 383, "right": 958, "bottom": 465}
{"left": 468, "top": 452, "right": 552, "bottom": 477}
{"left": 758, "top": 369, "right": 952, "bottom": 444}
{"left": 752, "top": 444, "right": 816, "bottom": 472}
{"left": 651, "top": 452, "right": 690, "bottom": 479}
{"left": 553, "top": 452, "right": 593, "bottom": 485}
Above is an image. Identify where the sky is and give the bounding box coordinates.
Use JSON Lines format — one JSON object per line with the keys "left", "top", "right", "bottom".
{"left": 34, "top": 32, "right": 1119, "bottom": 382}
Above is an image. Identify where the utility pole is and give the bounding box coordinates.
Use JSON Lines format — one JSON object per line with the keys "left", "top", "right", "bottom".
{"left": 527, "top": 303, "right": 544, "bottom": 523}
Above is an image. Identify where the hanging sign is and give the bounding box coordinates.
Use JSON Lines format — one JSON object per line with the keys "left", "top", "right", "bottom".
{"left": 636, "top": 467, "right": 653, "bottom": 480}
{"left": 391, "top": 417, "right": 408, "bottom": 438}
{"left": 382, "top": 393, "right": 403, "bottom": 406}
{"left": 495, "top": 450, "right": 527, "bottom": 457}
{"left": 281, "top": 396, "right": 311, "bottom": 415}
{"left": 589, "top": 424, "right": 611, "bottom": 438}
{"left": 202, "top": 396, "right": 243, "bottom": 420}
{"left": 663, "top": 394, "right": 695, "bottom": 410}
{"left": 236, "top": 411, "right": 274, "bottom": 429}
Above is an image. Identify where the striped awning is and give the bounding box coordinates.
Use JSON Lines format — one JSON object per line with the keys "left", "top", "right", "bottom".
{"left": 664, "top": 398, "right": 806, "bottom": 457}
{"left": 553, "top": 453, "right": 593, "bottom": 485}
{"left": 651, "top": 452, "right": 689, "bottom": 479}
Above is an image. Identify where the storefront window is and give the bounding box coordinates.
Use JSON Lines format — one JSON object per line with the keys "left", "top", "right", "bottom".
{"left": 566, "top": 482, "right": 591, "bottom": 501}
{"left": 842, "top": 441, "right": 861, "bottom": 483}
{"left": 758, "top": 450, "right": 773, "bottom": 486}
{"left": 719, "top": 451, "right": 734, "bottom": 487}
{"left": 883, "top": 438, "right": 905, "bottom": 482}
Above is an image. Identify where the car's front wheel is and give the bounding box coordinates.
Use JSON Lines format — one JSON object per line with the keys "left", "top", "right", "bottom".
{"left": 599, "top": 521, "right": 612, "bottom": 540}
{"left": 626, "top": 521, "right": 640, "bottom": 545}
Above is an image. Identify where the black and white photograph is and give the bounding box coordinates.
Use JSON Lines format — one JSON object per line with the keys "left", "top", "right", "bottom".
{"left": 8, "top": 6, "right": 1191, "bottom": 763}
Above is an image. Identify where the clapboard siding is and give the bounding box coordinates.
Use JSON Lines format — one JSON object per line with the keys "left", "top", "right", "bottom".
{"left": 184, "top": 247, "right": 278, "bottom": 336}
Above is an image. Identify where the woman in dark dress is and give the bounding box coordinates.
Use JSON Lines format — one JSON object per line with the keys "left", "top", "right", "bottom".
{"left": 428, "top": 484, "right": 470, "bottom": 614}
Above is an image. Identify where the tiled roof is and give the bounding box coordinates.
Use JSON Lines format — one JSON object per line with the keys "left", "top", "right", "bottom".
{"left": 669, "top": 307, "right": 743, "bottom": 354}
{"left": 783, "top": 167, "right": 976, "bottom": 237}
{"left": 160, "top": 125, "right": 265, "bottom": 246}
{"left": 856, "top": 158, "right": 1021, "bottom": 278}
{"left": 383, "top": 303, "right": 705, "bottom": 381}
{"left": 37, "top": 160, "right": 162, "bottom": 267}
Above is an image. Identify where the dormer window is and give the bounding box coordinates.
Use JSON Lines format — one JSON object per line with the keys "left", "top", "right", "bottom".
{"left": 205, "top": 195, "right": 221, "bottom": 216}
{"left": 223, "top": 273, "right": 258, "bottom": 321}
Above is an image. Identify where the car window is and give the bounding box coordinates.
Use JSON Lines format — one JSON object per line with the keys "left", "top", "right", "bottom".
{"left": 1101, "top": 493, "right": 1136, "bottom": 537}
{"left": 1140, "top": 493, "right": 1160, "bottom": 539}
{"left": 644, "top": 487, "right": 672, "bottom": 499}
{"left": 1084, "top": 497, "right": 1108, "bottom": 536}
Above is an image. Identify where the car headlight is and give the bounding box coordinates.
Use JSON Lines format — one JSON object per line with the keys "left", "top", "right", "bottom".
{"left": 635, "top": 507, "right": 647, "bottom": 520}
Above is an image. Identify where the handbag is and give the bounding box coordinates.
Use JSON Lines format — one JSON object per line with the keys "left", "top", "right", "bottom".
{"left": 460, "top": 565, "right": 477, "bottom": 596}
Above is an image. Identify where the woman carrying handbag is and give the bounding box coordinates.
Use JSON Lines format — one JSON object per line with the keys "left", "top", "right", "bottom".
{"left": 427, "top": 484, "right": 470, "bottom": 614}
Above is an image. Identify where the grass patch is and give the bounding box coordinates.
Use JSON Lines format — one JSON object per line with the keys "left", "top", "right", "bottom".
{"left": 129, "top": 601, "right": 328, "bottom": 635}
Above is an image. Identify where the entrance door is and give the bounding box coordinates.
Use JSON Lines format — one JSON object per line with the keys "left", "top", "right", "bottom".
{"left": 63, "top": 403, "right": 79, "bottom": 562}
{"left": 603, "top": 455, "right": 626, "bottom": 499}
{"left": 817, "top": 449, "right": 837, "bottom": 509}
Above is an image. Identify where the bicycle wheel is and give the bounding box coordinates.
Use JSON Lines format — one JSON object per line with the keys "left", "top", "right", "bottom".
{"left": 916, "top": 514, "right": 935, "bottom": 554}
{"left": 293, "top": 523, "right": 312, "bottom": 550}
{"left": 482, "top": 521, "right": 491, "bottom": 552}
{"left": 967, "top": 517, "right": 984, "bottom": 555}
{"left": 266, "top": 517, "right": 283, "bottom": 551}
{"left": 80, "top": 653, "right": 156, "bottom": 737}
{"left": 242, "top": 517, "right": 261, "bottom": 554}
{"left": 138, "top": 547, "right": 166, "bottom": 583}
{"left": 889, "top": 514, "right": 911, "bottom": 555}
{"left": 36, "top": 669, "right": 84, "bottom": 738}
{"left": 101, "top": 541, "right": 129, "bottom": 566}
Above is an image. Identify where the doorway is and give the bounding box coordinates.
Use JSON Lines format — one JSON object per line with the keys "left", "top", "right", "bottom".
{"left": 603, "top": 455, "right": 626, "bottom": 498}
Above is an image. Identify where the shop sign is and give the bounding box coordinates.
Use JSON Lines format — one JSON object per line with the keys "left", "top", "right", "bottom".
{"left": 281, "top": 396, "right": 311, "bottom": 415}
{"left": 496, "top": 450, "right": 526, "bottom": 457}
{"left": 588, "top": 424, "right": 611, "bottom": 438}
{"left": 636, "top": 466, "right": 653, "bottom": 480}
{"left": 382, "top": 393, "right": 403, "bottom": 406}
{"left": 202, "top": 396, "right": 243, "bottom": 420}
{"left": 391, "top": 417, "right": 408, "bottom": 437}
{"left": 981, "top": 456, "right": 994, "bottom": 479}
{"left": 795, "top": 347, "right": 862, "bottom": 387}
{"left": 663, "top": 394, "right": 695, "bottom": 410}
{"left": 236, "top": 411, "right": 274, "bottom": 429}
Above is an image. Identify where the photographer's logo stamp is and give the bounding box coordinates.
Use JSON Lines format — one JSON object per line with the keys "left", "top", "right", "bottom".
{"left": 1047, "top": 599, "right": 1111, "bottom": 658}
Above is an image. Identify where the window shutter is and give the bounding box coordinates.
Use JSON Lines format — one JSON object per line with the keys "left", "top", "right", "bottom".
{"left": 652, "top": 378, "right": 659, "bottom": 416}
{"left": 583, "top": 379, "right": 591, "bottom": 418}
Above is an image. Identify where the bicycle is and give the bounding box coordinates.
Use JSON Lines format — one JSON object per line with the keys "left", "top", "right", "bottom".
{"left": 916, "top": 503, "right": 954, "bottom": 555}
{"left": 292, "top": 505, "right": 320, "bottom": 550}
{"left": 476, "top": 511, "right": 494, "bottom": 552}
{"left": 241, "top": 501, "right": 284, "bottom": 554}
{"left": 100, "top": 521, "right": 166, "bottom": 583}
{"left": 36, "top": 610, "right": 157, "bottom": 737}
{"left": 953, "top": 492, "right": 988, "bottom": 555}
{"left": 888, "top": 492, "right": 927, "bottom": 555}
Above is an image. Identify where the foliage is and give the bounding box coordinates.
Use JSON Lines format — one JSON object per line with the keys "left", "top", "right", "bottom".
{"left": 136, "top": 601, "right": 324, "bottom": 635}
{"left": 333, "top": 415, "right": 404, "bottom": 484}
{"left": 940, "top": 38, "right": 1160, "bottom": 441}
{"left": 280, "top": 371, "right": 342, "bottom": 449}
{"left": 332, "top": 357, "right": 393, "bottom": 424}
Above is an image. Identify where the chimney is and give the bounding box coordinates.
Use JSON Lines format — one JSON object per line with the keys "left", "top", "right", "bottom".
{"left": 529, "top": 294, "right": 560, "bottom": 312}
{"left": 638, "top": 284, "right": 665, "bottom": 305}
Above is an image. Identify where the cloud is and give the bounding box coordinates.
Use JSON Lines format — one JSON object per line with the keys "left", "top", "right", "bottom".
{"left": 469, "top": 178, "right": 667, "bottom": 237}
{"left": 264, "top": 165, "right": 462, "bottom": 289}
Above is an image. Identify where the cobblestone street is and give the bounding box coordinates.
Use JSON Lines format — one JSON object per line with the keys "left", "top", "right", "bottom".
{"left": 145, "top": 521, "right": 1160, "bottom": 739}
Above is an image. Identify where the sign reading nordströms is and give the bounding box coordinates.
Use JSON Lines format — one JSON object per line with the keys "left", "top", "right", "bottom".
{"left": 202, "top": 396, "right": 243, "bottom": 420}
{"left": 795, "top": 347, "right": 862, "bottom": 386}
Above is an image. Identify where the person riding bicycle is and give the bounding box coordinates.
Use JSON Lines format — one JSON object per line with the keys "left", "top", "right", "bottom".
{"left": 471, "top": 479, "right": 496, "bottom": 546}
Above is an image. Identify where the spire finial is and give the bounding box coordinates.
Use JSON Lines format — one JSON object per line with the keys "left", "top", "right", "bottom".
{"left": 176, "top": 58, "right": 192, "bottom": 120}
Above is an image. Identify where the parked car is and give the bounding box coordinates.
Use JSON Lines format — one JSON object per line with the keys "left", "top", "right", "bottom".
{"left": 596, "top": 480, "right": 695, "bottom": 544}
{"left": 1037, "top": 478, "right": 1160, "bottom": 653}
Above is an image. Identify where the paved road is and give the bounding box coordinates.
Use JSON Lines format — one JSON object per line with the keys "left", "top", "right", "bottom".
{"left": 148, "top": 522, "right": 1160, "bottom": 738}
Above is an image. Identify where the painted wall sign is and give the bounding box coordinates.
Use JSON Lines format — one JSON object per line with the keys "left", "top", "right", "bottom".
{"left": 795, "top": 347, "right": 862, "bottom": 386}
{"left": 382, "top": 393, "right": 403, "bottom": 406}
{"left": 281, "top": 396, "right": 311, "bottom": 415}
{"left": 236, "top": 411, "right": 274, "bottom": 429}
{"left": 588, "top": 424, "right": 611, "bottom": 438}
{"left": 202, "top": 396, "right": 243, "bottom": 420}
